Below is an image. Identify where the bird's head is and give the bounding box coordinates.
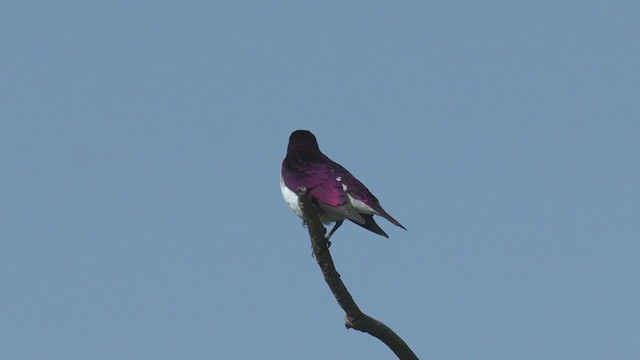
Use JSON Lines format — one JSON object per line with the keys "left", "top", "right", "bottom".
{"left": 287, "top": 130, "right": 321, "bottom": 154}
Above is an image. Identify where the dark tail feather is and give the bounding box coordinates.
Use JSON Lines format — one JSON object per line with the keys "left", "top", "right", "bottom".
{"left": 377, "top": 208, "right": 407, "bottom": 230}
{"left": 349, "top": 214, "right": 389, "bottom": 238}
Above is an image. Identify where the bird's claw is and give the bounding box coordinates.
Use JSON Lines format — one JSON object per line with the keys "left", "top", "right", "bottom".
{"left": 324, "top": 237, "right": 332, "bottom": 248}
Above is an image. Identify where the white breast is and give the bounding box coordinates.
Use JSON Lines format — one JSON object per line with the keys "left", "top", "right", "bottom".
{"left": 280, "top": 174, "right": 303, "bottom": 219}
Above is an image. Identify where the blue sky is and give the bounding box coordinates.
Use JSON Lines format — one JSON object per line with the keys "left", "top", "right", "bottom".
{"left": 2, "top": 2, "right": 639, "bottom": 359}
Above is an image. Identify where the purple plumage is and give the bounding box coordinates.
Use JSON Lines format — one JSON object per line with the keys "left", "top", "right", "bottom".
{"left": 280, "top": 130, "right": 406, "bottom": 238}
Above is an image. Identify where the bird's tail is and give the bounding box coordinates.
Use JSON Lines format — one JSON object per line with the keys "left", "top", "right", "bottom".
{"left": 350, "top": 214, "right": 389, "bottom": 238}
{"left": 375, "top": 208, "right": 407, "bottom": 230}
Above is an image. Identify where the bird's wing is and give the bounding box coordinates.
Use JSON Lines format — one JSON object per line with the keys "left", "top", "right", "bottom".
{"left": 329, "top": 160, "right": 380, "bottom": 207}
{"left": 330, "top": 159, "right": 406, "bottom": 230}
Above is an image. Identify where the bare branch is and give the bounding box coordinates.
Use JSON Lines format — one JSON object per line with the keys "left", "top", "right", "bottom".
{"left": 297, "top": 188, "right": 419, "bottom": 360}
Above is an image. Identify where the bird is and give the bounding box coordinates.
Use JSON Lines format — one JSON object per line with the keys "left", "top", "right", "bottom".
{"left": 280, "top": 129, "right": 406, "bottom": 239}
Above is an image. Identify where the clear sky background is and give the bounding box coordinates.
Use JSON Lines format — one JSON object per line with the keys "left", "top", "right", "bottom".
{"left": 2, "top": 2, "right": 639, "bottom": 359}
